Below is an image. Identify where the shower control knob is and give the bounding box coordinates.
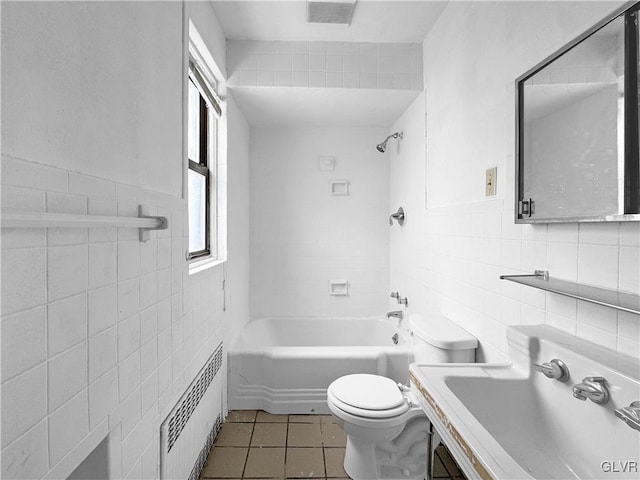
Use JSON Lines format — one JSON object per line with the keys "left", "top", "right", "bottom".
{"left": 389, "top": 207, "right": 406, "bottom": 226}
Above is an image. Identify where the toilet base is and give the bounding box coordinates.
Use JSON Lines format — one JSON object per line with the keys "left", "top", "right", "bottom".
{"left": 342, "top": 415, "right": 429, "bottom": 480}
{"left": 344, "top": 436, "right": 378, "bottom": 479}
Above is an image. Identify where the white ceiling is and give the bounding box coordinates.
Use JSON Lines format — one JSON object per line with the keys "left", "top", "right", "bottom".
{"left": 230, "top": 86, "right": 421, "bottom": 127}
{"left": 210, "top": 1, "right": 448, "bottom": 43}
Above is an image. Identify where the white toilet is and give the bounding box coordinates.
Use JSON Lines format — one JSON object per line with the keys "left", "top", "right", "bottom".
{"left": 326, "top": 314, "right": 478, "bottom": 480}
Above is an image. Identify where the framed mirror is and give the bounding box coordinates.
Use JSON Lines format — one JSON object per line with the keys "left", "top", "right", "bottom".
{"left": 516, "top": 2, "right": 640, "bottom": 223}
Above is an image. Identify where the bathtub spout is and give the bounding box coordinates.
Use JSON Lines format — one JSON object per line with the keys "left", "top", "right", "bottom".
{"left": 387, "top": 311, "right": 403, "bottom": 319}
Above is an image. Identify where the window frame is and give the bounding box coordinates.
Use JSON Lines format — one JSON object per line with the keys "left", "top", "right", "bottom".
{"left": 186, "top": 21, "right": 227, "bottom": 275}
{"left": 187, "top": 60, "right": 221, "bottom": 262}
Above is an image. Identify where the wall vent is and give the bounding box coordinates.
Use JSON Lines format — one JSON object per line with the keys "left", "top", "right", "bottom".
{"left": 307, "top": 0, "right": 356, "bottom": 25}
{"left": 187, "top": 414, "right": 222, "bottom": 480}
{"left": 160, "top": 342, "right": 224, "bottom": 480}
{"left": 165, "top": 343, "right": 223, "bottom": 452}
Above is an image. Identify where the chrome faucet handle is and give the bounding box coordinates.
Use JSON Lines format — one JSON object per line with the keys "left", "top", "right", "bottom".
{"left": 397, "top": 296, "right": 408, "bottom": 306}
{"left": 532, "top": 359, "right": 570, "bottom": 382}
{"left": 615, "top": 401, "right": 640, "bottom": 432}
{"left": 572, "top": 376, "right": 609, "bottom": 404}
{"left": 389, "top": 207, "right": 405, "bottom": 226}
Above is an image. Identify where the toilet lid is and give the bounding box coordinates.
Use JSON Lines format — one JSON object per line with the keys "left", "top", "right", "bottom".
{"left": 329, "top": 374, "right": 405, "bottom": 411}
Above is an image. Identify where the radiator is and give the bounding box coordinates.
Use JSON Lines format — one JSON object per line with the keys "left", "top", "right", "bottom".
{"left": 160, "top": 343, "right": 224, "bottom": 480}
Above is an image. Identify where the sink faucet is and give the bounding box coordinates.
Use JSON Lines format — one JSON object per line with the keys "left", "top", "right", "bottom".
{"left": 387, "top": 311, "right": 403, "bottom": 320}
{"left": 615, "top": 401, "right": 640, "bottom": 431}
{"left": 572, "top": 376, "right": 609, "bottom": 404}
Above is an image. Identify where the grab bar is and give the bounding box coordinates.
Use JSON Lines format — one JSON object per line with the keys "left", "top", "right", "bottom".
{"left": 1, "top": 205, "right": 167, "bottom": 242}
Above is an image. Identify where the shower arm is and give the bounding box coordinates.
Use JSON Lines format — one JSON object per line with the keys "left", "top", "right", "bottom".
{"left": 383, "top": 132, "right": 403, "bottom": 143}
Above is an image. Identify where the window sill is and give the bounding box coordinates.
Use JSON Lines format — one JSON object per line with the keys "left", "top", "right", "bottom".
{"left": 188, "top": 255, "right": 225, "bottom": 275}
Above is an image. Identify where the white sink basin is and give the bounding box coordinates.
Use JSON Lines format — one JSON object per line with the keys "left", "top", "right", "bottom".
{"left": 409, "top": 325, "right": 640, "bottom": 480}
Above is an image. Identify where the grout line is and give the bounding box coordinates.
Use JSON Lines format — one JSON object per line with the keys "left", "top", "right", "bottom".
{"left": 322, "top": 445, "right": 328, "bottom": 480}
{"left": 44, "top": 214, "right": 52, "bottom": 470}
{"left": 240, "top": 416, "right": 255, "bottom": 479}
{"left": 283, "top": 414, "right": 290, "bottom": 478}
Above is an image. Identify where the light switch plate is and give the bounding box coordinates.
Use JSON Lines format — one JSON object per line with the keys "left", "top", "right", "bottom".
{"left": 485, "top": 167, "right": 497, "bottom": 196}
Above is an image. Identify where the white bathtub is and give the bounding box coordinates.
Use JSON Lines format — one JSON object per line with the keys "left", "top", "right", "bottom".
{"left": 228, "top": 317, "right": 412, "bottom": 414}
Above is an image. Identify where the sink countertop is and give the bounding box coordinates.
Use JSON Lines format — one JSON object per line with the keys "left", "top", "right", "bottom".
{"left": 409, "top": 364, "right": 520, "bottom": 480}
{"left": 408, "top": 324, "right": 640, "bottom": 480}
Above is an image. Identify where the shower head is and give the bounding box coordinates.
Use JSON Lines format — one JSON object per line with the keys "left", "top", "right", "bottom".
{"left": 376, "top": 132, "right": 403, "bottom": 153}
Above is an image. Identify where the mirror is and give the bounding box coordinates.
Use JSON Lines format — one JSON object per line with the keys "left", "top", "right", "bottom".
{"left": 516, "top": 3, "right": 640, "bottom": 223}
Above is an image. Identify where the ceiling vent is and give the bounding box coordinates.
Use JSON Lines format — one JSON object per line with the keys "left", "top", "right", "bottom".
{"left": 307, "top": 0, "right": 357, "bottom": 25}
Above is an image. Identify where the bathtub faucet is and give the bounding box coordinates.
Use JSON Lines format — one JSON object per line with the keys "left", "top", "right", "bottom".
{"left": 387, "top": 311, "right": 403, "bottom": 320}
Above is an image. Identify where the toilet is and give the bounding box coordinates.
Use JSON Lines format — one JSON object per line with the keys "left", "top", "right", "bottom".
{"left": 326, "top": 314, "right": 478, "bottom": 480}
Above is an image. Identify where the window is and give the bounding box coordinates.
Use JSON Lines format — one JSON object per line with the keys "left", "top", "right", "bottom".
{"left": 187, "top": 59, "right": 222, "bottom": 262}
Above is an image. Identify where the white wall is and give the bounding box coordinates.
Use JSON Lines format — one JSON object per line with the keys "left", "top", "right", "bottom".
{"left": 0, "top": 2, "right": 250, "bottom": 479}
{"left": 390, "top": 1, "right": 640, "bottom": 362}
{"left": 227, "top": 40, "right": 423, "bottom": 90}
{"left": 250, "top": 128, "right": 390, "bottom": 318}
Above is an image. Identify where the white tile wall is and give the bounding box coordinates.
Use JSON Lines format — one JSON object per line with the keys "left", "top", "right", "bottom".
{"left": 1, "top": 308, "right": 46, "bottom": 381}
{"left": 1, "top": 5, "right": 244, "bottom": 479}
{"left": 0, "top": 94, "right": 250, "bottom": 479}
{"left": 250, "top": 128, "right": 390, "bottom": 318}
{"left": 390, "top": 1, "right": 640, "bottom": 363}
{"left": 228, "top": 40, "right": 423, "bottom": 91}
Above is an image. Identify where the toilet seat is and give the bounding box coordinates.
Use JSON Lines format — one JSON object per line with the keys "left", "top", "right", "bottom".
{"left": 327, "top": 374, "right": 409, "bottom": 419}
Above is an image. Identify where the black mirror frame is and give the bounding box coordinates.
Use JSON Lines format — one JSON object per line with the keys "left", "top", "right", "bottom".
{"left": 515, "top": 1, "right": 640, "bottom": 223}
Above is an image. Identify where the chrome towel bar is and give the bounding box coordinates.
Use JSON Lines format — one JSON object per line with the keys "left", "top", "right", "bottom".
{"left": 1, "top": 205, "right": 168, "bottom": 242}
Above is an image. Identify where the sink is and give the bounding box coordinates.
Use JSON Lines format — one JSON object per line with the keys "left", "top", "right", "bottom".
{"left": 409, "top": 325, "right": 640, "bottom": 480}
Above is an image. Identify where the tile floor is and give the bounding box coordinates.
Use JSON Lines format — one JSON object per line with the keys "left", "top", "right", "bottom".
{"left": 200, "top": 410, "right": 466, "bottom": 480}
{"left": 200, "top": 410, "right": 349, "bottom": 479}
{"left": 432, "top": 444, "right": 466, "bottom": 479}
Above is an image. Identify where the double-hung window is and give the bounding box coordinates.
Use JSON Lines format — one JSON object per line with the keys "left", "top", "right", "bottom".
{"left": 187, "top": 60, "right": 222, "bottom": 261}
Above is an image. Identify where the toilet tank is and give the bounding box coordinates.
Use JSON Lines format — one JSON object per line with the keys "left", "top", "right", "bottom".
{"left": 409, "top": 314, "right": 478, "bottom": 364}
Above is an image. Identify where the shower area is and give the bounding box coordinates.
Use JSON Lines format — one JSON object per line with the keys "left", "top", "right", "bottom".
{"left": 249, "top": 127, "right": 392, "bottom": 320}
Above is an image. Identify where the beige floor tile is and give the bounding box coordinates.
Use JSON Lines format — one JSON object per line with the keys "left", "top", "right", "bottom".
{"left": 201, "top": 447, "right": 247, "bottom": 478}
{"left": 324, "top": 447, "right": 348, "bottom": 478}
{"left": 285, "top": 447, "right": 325, "bottom": 478}
{"left": 287, "top": 423, "right": 323, "bottom": 447}
{"left": 214, "top": 423, "right": 254, "bottom": 447}
{"left": 320, "top": 422, "right": 347, "bottom": 447}
{"left": 251, "top": 423, "right": 287, "bottom": 447}
{"left": 432, "top": 453, "right": 449, "bottom": 478}
{"left": 256, "top": 411, "right": 289, "bottom": 423}
{"left": 319, "top": 415, "right": 339, "bottom": 425}
{"left": 288, "top": 414, "right": 321, "bottom": 423}
{"left": 243, "top": 447, "right": 286, "bottom": 478}
{"left": 227, "top": 410, "right": 257, "bottom": 423}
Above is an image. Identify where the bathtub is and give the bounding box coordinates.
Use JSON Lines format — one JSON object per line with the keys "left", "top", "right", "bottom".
{"left": 228, "top": 317, "right": 412, "bottom": 414}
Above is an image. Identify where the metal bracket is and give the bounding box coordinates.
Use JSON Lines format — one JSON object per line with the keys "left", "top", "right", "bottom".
{"left": 518, "top": 198, "right": 535, "bottom": 217}
{"left": 138, "top": 205, "right": 167, "bottom": 242}
{"left": 500, "top": 270, "right": 549, "bottom": 281}
{"left": 534, "top": 270, "right": 549, "bottom": 280}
